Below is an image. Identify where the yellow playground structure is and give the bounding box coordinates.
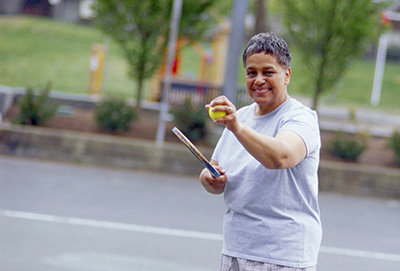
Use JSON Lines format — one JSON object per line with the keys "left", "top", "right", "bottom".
{"left": 149, "top": 21, "right": 231, "bottom": 105}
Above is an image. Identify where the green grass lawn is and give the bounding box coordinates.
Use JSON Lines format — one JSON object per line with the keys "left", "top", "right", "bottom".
{"left": 322, "top": 60, "right": 400, "bottom": 110}
{"left": 0, "top": 16, "right": 134, "bottom": 98}
{"left": 1, "top": 15, "right": 399, "bottom": 111}
{"left": 284, "top": 51, "right": 400, "bottom": 111}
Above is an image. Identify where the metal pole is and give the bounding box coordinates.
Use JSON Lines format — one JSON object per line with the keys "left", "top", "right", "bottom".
{"left": 156, "top": 0, "right": 183, "bottom": 145}
{"left": 371, "top": 32, "right": 389, "bottom": 106}
{"left": 222, "top": 0, "right": 249, "bottom": 103}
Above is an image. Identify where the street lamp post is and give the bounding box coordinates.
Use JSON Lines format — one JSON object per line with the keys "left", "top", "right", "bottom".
{"left": 156, "top": 0, "right": 183, "bottom": 145}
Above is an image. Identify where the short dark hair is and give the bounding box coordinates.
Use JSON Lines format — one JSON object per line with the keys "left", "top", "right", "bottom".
{"left": 242, "top": 32, "right": 291, "bottom": 68}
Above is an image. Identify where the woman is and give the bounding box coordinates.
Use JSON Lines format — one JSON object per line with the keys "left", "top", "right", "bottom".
{"left": 199, "top": 32, "right": 322, "bottom": 271}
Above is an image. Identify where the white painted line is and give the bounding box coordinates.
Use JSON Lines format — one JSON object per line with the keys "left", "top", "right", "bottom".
{"left": 1, "top": 209, "right": 400, "bottom": 262}
{"left": 319, "top": 246, "right": 400, "bottom": 262}
{"left": 0, "top": 209, "right": 223, "bottom": 241}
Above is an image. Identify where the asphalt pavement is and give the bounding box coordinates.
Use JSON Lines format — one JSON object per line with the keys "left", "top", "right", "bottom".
{"left": 0, "top": 156, "right": 399, "bottom": 271}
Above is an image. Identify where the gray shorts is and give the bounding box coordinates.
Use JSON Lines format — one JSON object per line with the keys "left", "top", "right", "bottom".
{"left": 220, "top": 254, "right": 317, "bottom": 271}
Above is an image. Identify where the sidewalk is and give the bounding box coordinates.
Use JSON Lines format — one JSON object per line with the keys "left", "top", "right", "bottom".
{"left": 295, "top": 96, "right": 400, "bottom": 137}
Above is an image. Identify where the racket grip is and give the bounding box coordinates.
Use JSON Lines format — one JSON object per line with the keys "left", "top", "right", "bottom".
{"left": 206, "top": 163, "right": 221, "bottom": 178}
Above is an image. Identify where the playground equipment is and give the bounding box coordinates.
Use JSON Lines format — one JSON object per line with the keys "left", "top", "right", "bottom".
{"left": 87, "top": 43, "right": 106, "bottom": 95}
{"left": 149, "top": 21, "right": 230, "bottom": 104}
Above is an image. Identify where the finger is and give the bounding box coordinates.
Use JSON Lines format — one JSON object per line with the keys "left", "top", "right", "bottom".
{"left": 214, "top": 166, "right": 226, "bottom": 175}
{"left": 207, "top": 167, "right": 225, "bottom": 182}
{"left": 208, "top": 176, "right": 225, "bottom": 188}
{"left": 210, "top": 95, "right": 230, "bottom": 107}
{"left": 226, "top": 106, "right": 236, "bottom": 115}
{"left": 209, "top": 102, "right": 235, "bottom": 114}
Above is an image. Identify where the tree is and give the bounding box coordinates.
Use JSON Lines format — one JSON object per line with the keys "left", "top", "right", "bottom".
{"left": 93, "top": 0, "right": 219, "bottom": 110}
{"left": 280, "top": 0, "right": 383, "bottom": 110}
{"left": 253, "top": 0, "right": 268, "bottom": 35}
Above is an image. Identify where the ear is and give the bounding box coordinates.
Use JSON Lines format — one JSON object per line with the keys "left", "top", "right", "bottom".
{"left": 284, "top": 67, "right": 291, "bottom": 85}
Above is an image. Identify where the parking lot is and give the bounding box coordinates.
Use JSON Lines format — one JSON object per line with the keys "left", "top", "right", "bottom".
{"left": 0, "top": 156, "right": 399, "bottom": 270}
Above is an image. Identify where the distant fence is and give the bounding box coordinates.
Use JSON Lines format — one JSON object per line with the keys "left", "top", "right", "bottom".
{"left": 164, "top": 79, "right": 253, "bottom": 108}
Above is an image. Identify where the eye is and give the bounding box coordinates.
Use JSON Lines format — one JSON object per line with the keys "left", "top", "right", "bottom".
{"left": 263, "top": 70, "right": 274, "bottom": 76}
{"left": 246, "top": 70, "right": 256, "bottom": 77}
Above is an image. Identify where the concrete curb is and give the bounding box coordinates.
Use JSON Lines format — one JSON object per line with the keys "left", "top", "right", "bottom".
{"left": 319, "top": 160, "right": 400, "bottom": 199}
{"left": 0, "top": 124, "right": 399, "bottom": 199}
{"left": 0, "top": 124, "right": 208, "bottom": 176}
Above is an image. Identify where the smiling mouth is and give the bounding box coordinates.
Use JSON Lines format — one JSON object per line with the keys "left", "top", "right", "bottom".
{"left": 253, "top": 88, "right": 271, "bottom": 94}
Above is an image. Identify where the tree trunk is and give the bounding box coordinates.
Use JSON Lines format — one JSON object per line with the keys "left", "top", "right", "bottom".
{"left": 312, "top": 86, "right": 321, "bottom": 111}
{"left": 136, "top": 77, "right": 143, "bottom": 112}
{"left": 253, "top": 0, "right": 267, "bottom": 35}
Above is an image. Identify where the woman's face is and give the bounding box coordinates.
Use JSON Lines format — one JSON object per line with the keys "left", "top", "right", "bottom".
{"left": 245, "top": 52, "right": 291, "bottom": 116}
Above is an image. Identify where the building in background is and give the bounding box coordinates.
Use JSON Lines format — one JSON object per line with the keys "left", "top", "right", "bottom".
{"left": 0, "top": 0, "right": 93, "bottom": 23}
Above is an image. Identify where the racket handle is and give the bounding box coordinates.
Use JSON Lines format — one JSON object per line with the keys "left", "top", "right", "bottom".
{"left": 206, "top": 163, "right": 221, "bottom": 178}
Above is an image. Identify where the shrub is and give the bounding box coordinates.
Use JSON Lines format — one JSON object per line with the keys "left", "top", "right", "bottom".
{"left": 327, "top": 131, "right": 368, "bottom": 162}
{"left": 94, "top": 97, "right": 137, "bottom": 132}
{"left": 15, "top": 83, "right": 57, "bottom": 126}
{"left": 169, "top": 98, "right": 207, "bottom": 142}
{"left": 387, "top": 130, "right": 400, "bottom": 166}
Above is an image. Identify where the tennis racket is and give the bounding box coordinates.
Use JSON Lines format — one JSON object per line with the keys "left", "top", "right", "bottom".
{"left": 172, "top": 127, "right": 220, "bottom": 178}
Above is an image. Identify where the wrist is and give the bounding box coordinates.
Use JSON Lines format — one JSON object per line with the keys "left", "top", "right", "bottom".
{"left": 231, "top": 122, "right": 244, "bottom": 135}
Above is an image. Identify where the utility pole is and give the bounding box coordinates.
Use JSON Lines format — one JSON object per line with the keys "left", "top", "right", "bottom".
{"left": 156, "top": 0, "right": 183, "bottom": 145}
{"left": 222, "top": 0, "right": 249, "bottom": 103}
{"left": 371, "top": 32, "right": 389, "bottom": 106}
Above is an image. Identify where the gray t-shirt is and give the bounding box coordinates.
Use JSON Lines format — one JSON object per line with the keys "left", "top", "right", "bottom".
{"left": 212, "top": 99, "right": 322, "bottom": 268}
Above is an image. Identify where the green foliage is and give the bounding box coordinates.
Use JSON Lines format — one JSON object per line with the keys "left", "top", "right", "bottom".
{"left": 327, "top": 131, "right": 368, "bottom": 162}
{"left": 387, "top": 130, "right": 400, "bottom": 166}
{"left": 2, "top": 16, "right": 399, "bottom": 110}
{"left": 180, "top": 1, "right": 220, "bottom": 39}
{"left": 15, "top": 83, "right": 57, "bottom": 126}
{"left": 280, "top": 0, "right": 384, "bottom": 109}
{"left": 94, "top": 97, "right": 137, "bottom": 132}
{"left": 93, "top": 0, "right": 219, "bottom": 108}
{"left": 169, "top": 98, "right": 208, "bottom": 142}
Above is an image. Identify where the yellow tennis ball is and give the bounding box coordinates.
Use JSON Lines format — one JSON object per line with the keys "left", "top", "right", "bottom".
{"left": 208, "top": 106, "right": 226, "bottom": 120}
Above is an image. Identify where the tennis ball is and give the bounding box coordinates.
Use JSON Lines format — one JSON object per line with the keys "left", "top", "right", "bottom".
{"left": 208, "top": 106, "right": 226, "bottom": 120}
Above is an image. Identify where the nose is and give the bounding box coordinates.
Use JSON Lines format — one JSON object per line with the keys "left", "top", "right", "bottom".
{"left": 255, "top": 74, "right": 265, "bottom": 85}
